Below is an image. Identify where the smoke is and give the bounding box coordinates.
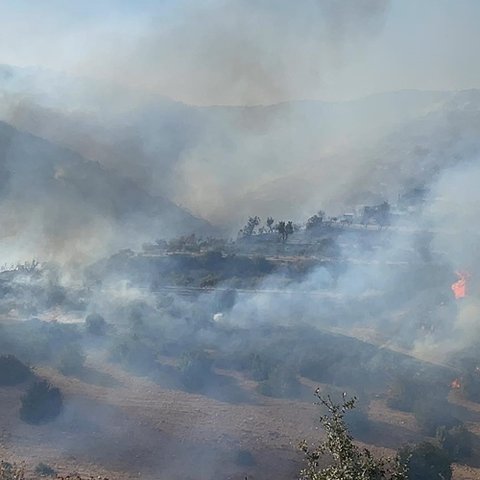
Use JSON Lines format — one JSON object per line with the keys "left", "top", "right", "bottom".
{"left": 71, "top": 0, "right": 390, "bottom": 106}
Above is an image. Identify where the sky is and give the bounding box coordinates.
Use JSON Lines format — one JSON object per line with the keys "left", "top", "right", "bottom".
{"left": 1, "top": 0, "right": 479, "bottom": 105}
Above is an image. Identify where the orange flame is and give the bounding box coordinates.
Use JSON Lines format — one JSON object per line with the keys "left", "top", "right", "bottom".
{"left": 452, "top": 271, "right": 470, "bottom": 299}
{"left": 451, "top": 378, "right": 461, "bottom": 389}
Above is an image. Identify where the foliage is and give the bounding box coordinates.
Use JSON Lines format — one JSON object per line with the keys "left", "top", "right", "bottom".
{"left": 412, "top": 399, "right": 459, "bottom": 436}
{"left": 0, "top": 355, "right": 31, "bottom": 386}
{"left": 436, "top": 423, "right": 472, "bottom": 461}
{"left": 257, "top": 367, "right": 301, "bottom": 399}
{"left": 179, "top": 350, "right": 214, "bottom": 392}
{"left": 85, "top": 313, "right": 107, "bottom": 336}
{"left": 19, "top": 380, "right": 63, "bottom": 424}
{"left": 299, "top": 391, "right": 406, "bottom": 480}
{"left": 57, "top": 344, "right": 86, "bottom": 375}
{"left": 248, "top": 353, "right": 272, "bottom": 381}
{"left": 34, "top": 462, "right": 56, "bottom": 477}
{"left": 276, "top": 220, "right": 294, "bottom": 241}
{"left": 306, "top": 211, "right": 325, "bottom": 230}
{"left": 240, "top": 216, "right": 261, "bottom": 237}
{"left": 398, "top": 442, "right": 452, "bottom": 480}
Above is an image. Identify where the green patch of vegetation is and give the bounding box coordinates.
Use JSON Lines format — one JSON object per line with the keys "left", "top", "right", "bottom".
{"left": 19, "top": 380, "right": 63, "bottom": 424}
{"left": 299, "top": 391, "right": 406, "bottom": 480}
{"left": 34, "top": 462, "right": 56, "bottom": 477}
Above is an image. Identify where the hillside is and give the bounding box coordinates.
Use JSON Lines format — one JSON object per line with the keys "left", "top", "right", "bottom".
{"left": 1, "top": 66, "right": 479, "bottom": 226}
{"left": 0, "top": 120, "right": 213, "bottom": 263}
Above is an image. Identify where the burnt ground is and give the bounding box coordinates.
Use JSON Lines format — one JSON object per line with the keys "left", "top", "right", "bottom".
{"left": 0, "top": 353, "right": 480, "bottom": 480}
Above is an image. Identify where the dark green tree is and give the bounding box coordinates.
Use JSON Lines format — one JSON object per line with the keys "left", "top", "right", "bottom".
{"left": 399, "top": 442, "right": 452, "bottom": 480}
{"left": 19, "top": 380, "right": 63, "bottom": 424}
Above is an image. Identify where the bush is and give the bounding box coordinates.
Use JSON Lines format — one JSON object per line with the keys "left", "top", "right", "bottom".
{"left": 300, "top": 393, "right": 406, "bottom": 480}
{"left": 386, "top": 376, "right": 420, "bottom": 412}
{"left": 57, "top": 344, "right": 85, "bottom": 375}
{"left": 34, "top": 463, "right": 56, "bottom": 477}
{"left": 179, "top": 350, "right": 214, "bottom": 392}
{"left": 412, "top": 399, "right": 459, "bottom": 436}
{"left": 386, "top": 375, "right": 448, "bottom": 414}
{"left": 399, "top": 442, "right": 452, "bottom": 480}
{"left": 248, "top": 353, "right": 272, "bottom": 381}
{"left": 0, "top": 355, "right": 31, "bottom": 385}
{"left": 85, "top": 313, "right": 107, "bottom": 336}
{"left": 257, "top": 367, "right": 301, "bottom": 399}
{"left": 19, "top": 380, "right": 63, "bottom": 424}
{"left": 436, "top": 424, "right": 473, "bottom": 461}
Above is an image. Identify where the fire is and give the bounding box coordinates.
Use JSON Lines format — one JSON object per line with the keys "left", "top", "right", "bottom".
{"left": 451, "top": 378, "right": 461, "bottom": 389}
{"left": 452, "top": 271, "right": 470, "bottom": 299}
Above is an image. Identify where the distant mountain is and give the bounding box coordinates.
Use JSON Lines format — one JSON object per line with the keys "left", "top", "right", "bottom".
{"left": 1, "top": 64, "right": 480, "bottom": 229}
{"left": 0, "top": 120, "right": 213, "bottom": 263}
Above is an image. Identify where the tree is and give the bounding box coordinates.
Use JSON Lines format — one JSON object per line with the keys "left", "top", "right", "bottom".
{"left": 20, "top": 380, "right": 63, "bottom": 424}
{"left": 276, "top": 221, "right": 286, "bottom": 241}
{"left": 240, "top": 216, "right": 261, "bottom": 237}
{"left": 306, "top": 211, "right": 325, "bottom": 230}
{"left": 399, "top": 442, "right": 452, "bottom": 480}
{"left": 412, "top": 399, "right": 459, "bottom": 436}
{"left": 276, "top": 220, "right": 294, "bottom": 241}
{"left": 299, "top": 391, "right": 406, "bottom": 480}
{"left": 286, "top": 221, "right": 294, "bottom": 238}
{"left": 436, "top": 424, "right": 472, "bottom": 461}
{"left": 179, "top": 350, "right": 214, "bottom": 392}
{"left": 257, "top": 367, "right": 301, "bottom": 399}
{"left": 267, "top": 217, "right": 275, "bottom": 232}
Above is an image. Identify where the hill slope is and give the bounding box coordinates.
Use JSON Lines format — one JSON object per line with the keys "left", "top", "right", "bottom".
{"left": 0, "top": 120, "right": 212, "bottom": 263}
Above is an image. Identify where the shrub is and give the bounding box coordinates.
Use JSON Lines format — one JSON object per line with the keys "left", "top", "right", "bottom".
{"left": 386, "top": 376, "right": 419, "bottom": 412}
{"left": 436, "top": 424, "right": 473, "bottom": 461}
{"left": 179, "top": 350, "right": 214, "bottom": 392}
{"left": 300, "top": 392, "right": 406, "bottom": 480}
{"left": 85, "top": 313, "right": 107, "bottom": 336}
{"left": 0, "top": 355, "right": 31, "bottom": 386}
{"left": 57, "top": 344, "right": 85, "bottom": 375}
{"left": 248, "top": 353, "right": 272, "bottom": 381}
{"left": 257, "top": 367, "right": 301, "bottom": 399}
{"left": 412, "top": 399, "right": 459, "bottom": 436}
{"left": 19, "top": 380, "right": 63, "bottom": 424}
{"left": 399, "top": 442, "right": 452, "bottom": 480}
{"left": 34, "top": 463, "right": 56, "bottom": 477}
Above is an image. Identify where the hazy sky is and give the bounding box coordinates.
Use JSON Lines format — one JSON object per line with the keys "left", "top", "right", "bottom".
{"left": 1, "top": 0, "right": 480, "bottom": 105}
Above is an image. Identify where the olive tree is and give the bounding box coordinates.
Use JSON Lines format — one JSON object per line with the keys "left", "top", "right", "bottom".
{"left": 299, "top": 390, "right": 406, "bottom": 480}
